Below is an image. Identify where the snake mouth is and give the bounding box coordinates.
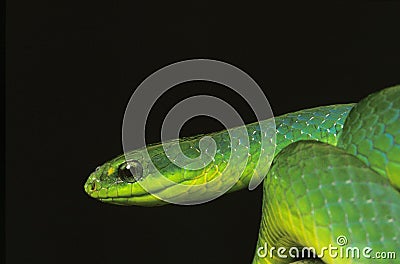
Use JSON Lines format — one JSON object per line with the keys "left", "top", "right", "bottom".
{"left": 84, "top": 183, "right": 158, "bottom": 206}
{"left": 99, "top": 195, "right": 166, "bottom": 206}
{"left": 83, "top": 173, "right": 171, "bottom": 206}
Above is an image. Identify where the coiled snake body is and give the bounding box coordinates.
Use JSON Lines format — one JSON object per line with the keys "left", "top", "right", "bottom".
{"left": 85, "top": 86, "right": 400, "bottom": 263}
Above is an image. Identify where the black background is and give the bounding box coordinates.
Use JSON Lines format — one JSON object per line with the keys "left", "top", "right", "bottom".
{"left": 6, "top": 2, "right": 400, "bottom": 264}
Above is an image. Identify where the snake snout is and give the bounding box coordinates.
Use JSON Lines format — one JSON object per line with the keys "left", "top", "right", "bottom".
{"left": 83, "top": 169, "right": 101, "bottom": 198}
{"left": 84, "top": 179, "right": 95, "bottom": 196}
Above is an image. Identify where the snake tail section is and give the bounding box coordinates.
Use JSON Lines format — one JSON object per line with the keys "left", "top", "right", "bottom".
{"left": 253, "top": 141, "right": 400, "bottom": 264}
{"left": 253, "top": 86, "right": 400, "bottom": 264}
{"left": 338, "top": 85, "right": 400, "bottom": 190}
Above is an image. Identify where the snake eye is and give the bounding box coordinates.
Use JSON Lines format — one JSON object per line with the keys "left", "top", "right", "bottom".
{"left": 118, "top": 160, "right": 143, "bottom": 183}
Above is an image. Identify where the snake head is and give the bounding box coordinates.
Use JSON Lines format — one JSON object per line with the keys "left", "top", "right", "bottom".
{"left": 83, "top": 149, "right": 168, "bottom": 206}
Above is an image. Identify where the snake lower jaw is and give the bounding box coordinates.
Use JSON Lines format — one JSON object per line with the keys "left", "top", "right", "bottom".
{"left": 98, "top": 196, "right": 167, "bottom": 207}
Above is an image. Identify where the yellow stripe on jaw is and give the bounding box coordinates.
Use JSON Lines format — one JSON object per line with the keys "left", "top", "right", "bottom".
{"left": 107, "top": 167, "right": 115, "bottom": 176}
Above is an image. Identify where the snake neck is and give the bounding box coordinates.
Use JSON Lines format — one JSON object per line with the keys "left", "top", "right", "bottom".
{"left": 229, "top": 104, "right": 353, "bottom": 193}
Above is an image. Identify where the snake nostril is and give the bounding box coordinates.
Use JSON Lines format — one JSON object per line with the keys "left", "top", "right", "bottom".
{"left": 91, "top": 181, "right": 96, "bottom": 191}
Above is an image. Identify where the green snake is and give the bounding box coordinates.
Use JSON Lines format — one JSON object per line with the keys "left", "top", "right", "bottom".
{"left": 84, "top": 85, "right": 400, "bottom": 263}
